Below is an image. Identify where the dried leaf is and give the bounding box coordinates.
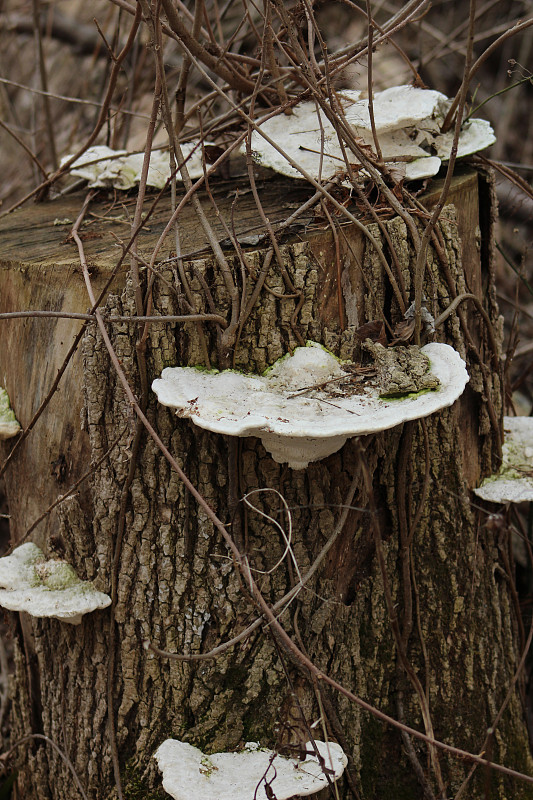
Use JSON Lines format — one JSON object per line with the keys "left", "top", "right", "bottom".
{"left": 390, "top": 317, "right": 416, "bottom": 344}
{"left": 355, "top": 321, "right": 387, "bottom": 345}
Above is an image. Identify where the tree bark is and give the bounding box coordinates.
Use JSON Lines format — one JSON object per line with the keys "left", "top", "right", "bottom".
{"left": 0, "top": 167, "right": 531, "bottom": 799}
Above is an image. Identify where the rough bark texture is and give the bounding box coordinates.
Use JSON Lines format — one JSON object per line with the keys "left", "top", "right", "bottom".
{"left": 0, "top": 168, "right": 532, "bottom": 799}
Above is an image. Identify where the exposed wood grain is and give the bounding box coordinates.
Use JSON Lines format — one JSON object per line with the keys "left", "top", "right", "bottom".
{"left": 0, "top": 169, "right": 477, "bottom": 270}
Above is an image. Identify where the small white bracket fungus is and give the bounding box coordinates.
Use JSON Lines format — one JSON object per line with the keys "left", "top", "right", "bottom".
{"left": 61, "top": 142, "right": 213, "bottom": 190}
{"left": 244, "top": 85, "right": 495, "bottom": 183}
{"left": 154, "top": 739, "right": 347, "bottom": 800}
{"left": 0, "top": 543, "right": 111, "bottom": 624}
{"left": 152, "top": 341, "right": 468, "bottom": 470}
{"left": 474, "top": 417, "right": 533, "bottom": 503}
{"left": 0, "top": 387, "right": 21, "bottom": 440}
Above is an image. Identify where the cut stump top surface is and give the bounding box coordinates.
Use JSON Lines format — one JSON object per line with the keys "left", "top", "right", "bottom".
{"left": 0, "top": 168, "right": 478, "bottom": 272}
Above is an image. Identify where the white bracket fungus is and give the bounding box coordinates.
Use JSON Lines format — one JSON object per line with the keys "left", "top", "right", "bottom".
{"left": 61, "top": 142, "right": 213, "bottom": 190}
{"left": 245, "top": 85, "right": 495, "bottom": 183}
{"left": 152, "top": 341, "right": 468, "bottom": 470}
{"left": 474, "top": 416, "right": 533, "bottom": 503}
{"left": 154, "top": 739, "right": 347, "bottom": 800}
{"left": 0, "top": 543, "right": 111, "bottom": 624}
{"left": 0, "top": 387, "right": 21, "bottom": 440}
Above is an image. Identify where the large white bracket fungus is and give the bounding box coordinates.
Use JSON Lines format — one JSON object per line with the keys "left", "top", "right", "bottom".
{"left": 245, "top": 85, "right": 495, "bottom": 182}
{"left": 154, "top": 739, "right": 347, "bottom": 800}
{"left": 474, "top": 416, "right": 533, "bottom": 503}
{"left": 61, "top": 142, "right": 213, "bottom": 190}
{"left": 152, "top": 341, "right": 468, "bottom": 470}
{"left": 0, "top": 543, "right": 111, "bottom": 624}
{"left": 0, "top": 387, "right": 21, "bottom": 440}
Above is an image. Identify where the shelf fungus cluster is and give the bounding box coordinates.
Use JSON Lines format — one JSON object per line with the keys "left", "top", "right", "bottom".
{"left": 0, "top": 387, "right": 21, "bottom": 440}
{"left": 245, "top": 84, "right": 495, "bottom": 182}
{"left": 475, "top": 416, "right": 533, "bottom": 504}
{"left": 154, "top": 739, "right": 347, "bottom": 800}
{"left": 61, "top": 86, "right": 495, "bottom": 192}
{"left": 61, "top": 142, "right": 213, "bottom": 191}
{"left": 152, "top": 341, "right": 469, "bottom": 470}
{"left": 0, "top": 543, "right": 111, "bottom": 624}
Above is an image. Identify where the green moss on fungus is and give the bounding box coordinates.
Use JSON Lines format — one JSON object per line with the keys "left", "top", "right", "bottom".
{"left": 37, "top": 561, "right": 80, "bottom": 590}
{"left": 379, "top": 387, "right": 439, "bottom": 401}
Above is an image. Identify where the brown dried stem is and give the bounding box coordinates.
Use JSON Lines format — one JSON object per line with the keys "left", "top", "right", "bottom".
{"left": 441, "top": 16, "right": 533, "bottom": 132}
{"left": 32, "top": 0, "right": 58, "bottom": 170}
{"left": 160, "top": 0, "right": 257, "bottom": 94}
{"left": 412, "top": 0, "right": 478, "bottom": 344}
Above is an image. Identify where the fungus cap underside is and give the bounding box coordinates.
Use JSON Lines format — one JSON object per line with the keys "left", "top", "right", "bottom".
{"left": 152, "top": 341, "right": 469, "bottom": 469}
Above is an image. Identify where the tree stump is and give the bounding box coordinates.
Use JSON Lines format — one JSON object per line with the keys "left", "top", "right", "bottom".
{"left": 0, "top": 167, "right": 531, "bottom": 799}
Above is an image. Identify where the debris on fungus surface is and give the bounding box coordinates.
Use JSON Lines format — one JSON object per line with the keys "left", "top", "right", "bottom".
{"left": 362, "top": 340, "right": 441, "bottom": 396}
{"left": 153, "top": 739, "right": 348, "bottom": 800}
{"left": 244, "top": 85, "right": 495, "bottom": 182}
{"left": 0, "top": 387, "right": 21, "bottom": 440}
{"left": 61, "top": 142, "right": 214, "bottom": 190}
{"left": 0, "top": 543, "right": 111, "bottom": 624}
{"left": 152, "top": 341, "right": 468, "bottom": 470}
{"left": 474, "top": 416, "right": 533, "bottom": 503}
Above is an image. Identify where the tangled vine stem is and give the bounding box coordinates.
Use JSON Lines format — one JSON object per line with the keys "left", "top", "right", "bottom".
{"left": 0, "top": 311, "right": 228, "bottom": 325}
